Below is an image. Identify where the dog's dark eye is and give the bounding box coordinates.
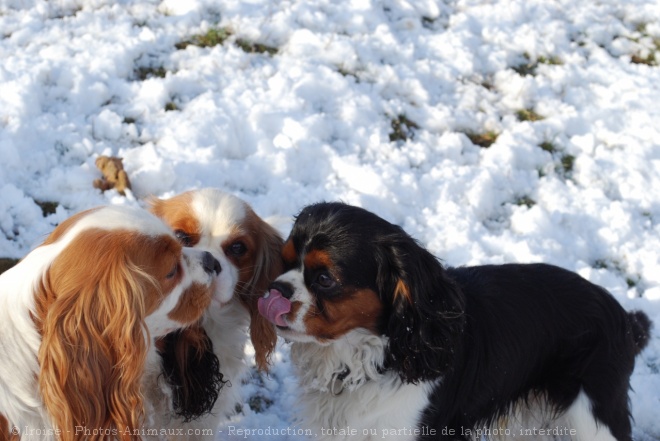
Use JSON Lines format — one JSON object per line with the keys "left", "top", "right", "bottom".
{"left": 315, "top": 273, "right": 336, "bottom": 290}
{"left": 174, "top": 230, "right": 192, "bottom": 247}
{"left": 228, "top": 241, "right": 247, "bottom": 257}
{"left": 166, "top": 262, "right": 179, "bottom": 279}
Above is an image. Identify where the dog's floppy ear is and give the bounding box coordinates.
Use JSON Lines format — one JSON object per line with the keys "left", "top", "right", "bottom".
{"left": 156, "top": 326, "right": 227, "bottom": 422}
{"left": 36, "top": 238, "right": 149, "bottom": 441}
{"left": 244, "top": 215, "right": 284, "bottom": 371}
{"left": 377, "top": 233, "right": 465, "bottom": 384}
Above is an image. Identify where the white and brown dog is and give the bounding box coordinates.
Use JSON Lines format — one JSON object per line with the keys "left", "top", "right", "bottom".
{"left": 145, "top": 188, "right": 282, "bottom": 438}
{"left": 0, "top": 205, "right": 219, "bottom": 441}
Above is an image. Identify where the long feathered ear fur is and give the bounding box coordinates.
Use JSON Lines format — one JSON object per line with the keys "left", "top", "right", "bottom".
{"left": 156, "top": 327, "right": 227, "bottom": 422}
{"left": 35, "top": 237, "right": 150, "bottom": 441}
{"left": 241, "top": 213, "right": 284, "bottom": 371}
{"left": 377, "top": 233, "right": 465, "bottom": 384}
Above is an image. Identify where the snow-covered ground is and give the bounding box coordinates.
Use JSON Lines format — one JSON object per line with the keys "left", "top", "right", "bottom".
{"left": 1, "top": 0, "right": 659, "bottom": 439}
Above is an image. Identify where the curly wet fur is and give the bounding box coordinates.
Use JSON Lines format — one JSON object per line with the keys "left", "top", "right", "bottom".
{"left": 157, "top": 328, "right": 227, "bottom": 422}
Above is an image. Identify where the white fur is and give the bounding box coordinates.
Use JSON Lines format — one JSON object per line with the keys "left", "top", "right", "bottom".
{"left": 0, "top": 206, "right": 213, "bottom": 440}
{"left": 273, "top": 269, "right": 317, "bottom": 343}
{"left": 290, "top": 330, "right": 434, "bottom": 441}
{"left": 0, "top": 268, "right": 48, "bottom": 440}
{"left": 457, "top": 391, "right": 617, "bottom": 441}
{"left": 564, "top": 391, "right": 616, "bottom": 441}
{"left": 192, "top": 189, "right": 245, "bottom": 306}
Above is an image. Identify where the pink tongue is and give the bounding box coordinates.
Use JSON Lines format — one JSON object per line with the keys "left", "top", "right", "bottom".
{"left": 258, "top": 289, "right": 291, "bottom": 327}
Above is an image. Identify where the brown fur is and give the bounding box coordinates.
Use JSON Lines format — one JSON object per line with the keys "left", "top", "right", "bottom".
{"left": 303, "top": 288, "right": 383, "bottom": 342}
{"left": 394, "top": 278, "right": 412, "bottom": 304}
{"left": 281, "top": 240, "right": 296, "bottom": 266}
{"left": 304, "top": 249, "right": 333, "bottom": 270}
{"left": 148, "top": 193, "right": 201, "bottom": 247}
{"left": 239, "top": 207, "right": 283, "bottom": 370}
{"left": 0, "top": 414, "right": 19, "bottom": 441}
{"left": 33, "top": 228, "right": 185, "bottom": 441}
{"left": 168, "top": 283, "right": 212, "bottom": 324}
{"left": 155, "top": 325, "right": 210, "bottom": 362}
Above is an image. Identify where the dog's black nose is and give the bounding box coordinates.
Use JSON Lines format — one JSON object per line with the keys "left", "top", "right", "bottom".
{"left": 269, "top": 281, "right": 294, "bottom": 299}
{"left": 202, "top": 252, "right": 222, "bottom": 275}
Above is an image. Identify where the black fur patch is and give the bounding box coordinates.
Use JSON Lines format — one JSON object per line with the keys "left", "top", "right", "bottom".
{"left": 158, "top": 329, "right": 228, "bottom": 422}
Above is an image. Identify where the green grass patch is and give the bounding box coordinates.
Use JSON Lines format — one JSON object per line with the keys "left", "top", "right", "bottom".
{"left": 0, "top": 258, "right": 19, "bottom": 275}
{"left": 164, "top": 102, "right": 179, "bottom": 112}
{"left": 631, "top": 51, "right": 657, "bottom": 66}
{"left": 35, "top": 200, "right": 58, "bottom": 216}
{"left": 626, "top": 277, "right": 639, "bottom": 289}
{"left": 539, "top": 140, "right": 558, "bottom": 153}
{"left": 175, "top": 27, "right": 278, "bottom": 55}
{"left": 421, "top": 17, "right": 436, "bottom": 27}
{"left": 466, "top": 131, "right": 499, "bottom": 148}
{"left": 516, "top": 108, "right": 544, "bottom": 122}
{"left": 480, "top": 79, "right": 495, "bottom": 91}
{"left": 513, "top": 53, "right": 562, "bottom": 76}
{"left": 337, "top": 66, "right": 358, "bottom": 79}
{"left": 52, "top": 6, "right": 83, "bottom": 20}
{"left": 594, "top": 259, "right": 609, "bottom": 270}
{"left": 176, "top": 26, "right": 233, "bottom": 50}
{"left": 514, "top": 196, "right": 536, "bottom": 208}
{"left": 559, "top": 154, "right": 575, "bottom": 174}
{"left": 135, "top": 66, "right": 167, "bottom": 80}
{"left": 628, "top": 23, "right": 659, "bottom": 66}
{"left": 389, "top": 115, "right": 419, "bottom": 142}
{"left": 235, "top": 38, "right": 278, "bottom": 55}
{"left": 335, "top": 65, "right": 363, "bottom": 83}
{"left": 512, "top": 53, "right": 536, "bottom": 76}
{"left": 537, "top": 141, "right": 577, "bottom": 179}
{"left": 593, "top": 259, "right": 641, "bottom": 292}
{"left": 337, "top": 66, "right": 352, "bottom": 77}
{"left": 537, "top": 55, "right": 562, "bottom": 66}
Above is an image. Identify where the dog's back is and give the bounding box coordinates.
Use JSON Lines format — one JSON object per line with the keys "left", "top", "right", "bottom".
{"left": 423, "top": 263, "right": 651, "bottom": 441}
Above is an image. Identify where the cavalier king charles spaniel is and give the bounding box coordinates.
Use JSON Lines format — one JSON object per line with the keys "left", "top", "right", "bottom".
{"left": 145, "top": 188, "right": 282, "bottom": 437}
{"left": 0, "top": 205, "right": 219, "bottom": 441}
{"left": 259, "top": 202, "right": 652, "bottom": 441}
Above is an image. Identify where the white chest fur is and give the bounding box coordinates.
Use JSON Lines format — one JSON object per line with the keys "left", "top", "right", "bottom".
{"left": 290, "top": 330, "right": 434, "bottom": 441}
